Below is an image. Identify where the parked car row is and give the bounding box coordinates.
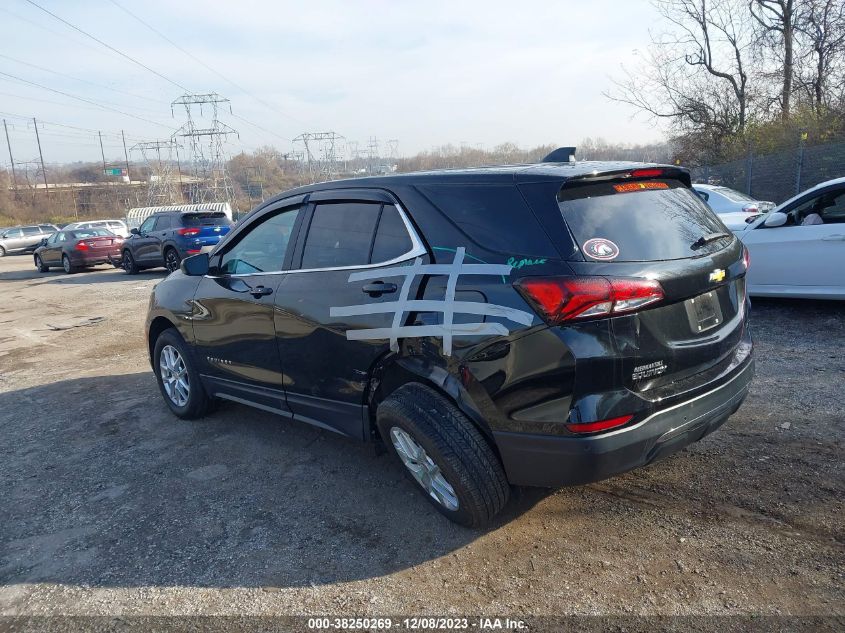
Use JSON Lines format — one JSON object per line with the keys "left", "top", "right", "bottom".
{"left": 0, "top": 224, "right": 60, "bottom": 256}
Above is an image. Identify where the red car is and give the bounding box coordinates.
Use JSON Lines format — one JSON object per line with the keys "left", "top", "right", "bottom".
{"left": 34, "top": 228, "right": 124, "bottom": 274}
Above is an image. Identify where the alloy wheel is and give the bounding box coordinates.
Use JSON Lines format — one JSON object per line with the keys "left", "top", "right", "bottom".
{"left": 122, "top": 252, "right": 133, "bottom": 272}
{"left": 62, "top": 257, "right": 71, "bottom": 273}
{"left": 159, "top": 344, "right": 190, "bottom": 407}
{"left": 389, "top": 426, "right": 459, "bottom": 511}
{"left": 165, "top": 250, "right": 180, "bottom": 273}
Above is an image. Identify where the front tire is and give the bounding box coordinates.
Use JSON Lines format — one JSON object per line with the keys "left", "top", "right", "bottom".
{"left": 122, "top": 249, "right": 139, "bottom": 274}
{"left": 377, "top": 383, "right": 510, "bottom": 528}
{"left": 153, "top": 328, "right": 211, "bottom": 419}
{"left": 35, "top": 255, "right": 49, "bottom": 272}
{"left": 0, "top": 246, "right": 6, "bottom": 257}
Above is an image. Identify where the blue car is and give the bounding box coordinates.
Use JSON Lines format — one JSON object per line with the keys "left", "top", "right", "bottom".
{"left": 121, "top": 211, "right": 232, "bottom": 274}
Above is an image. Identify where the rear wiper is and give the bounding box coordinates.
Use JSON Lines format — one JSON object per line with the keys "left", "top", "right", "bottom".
{"left": 691, "top": 232, "right": 731, "bottom": 250}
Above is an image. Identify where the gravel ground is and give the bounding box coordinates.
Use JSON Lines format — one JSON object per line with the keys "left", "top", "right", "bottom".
{"left": 0, "top": 254, "right": 842, "bottom": 619}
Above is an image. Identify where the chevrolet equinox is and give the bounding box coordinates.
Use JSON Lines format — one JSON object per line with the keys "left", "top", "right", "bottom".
{"left": 145, "top": 150, "right": 754, "bottom": 527}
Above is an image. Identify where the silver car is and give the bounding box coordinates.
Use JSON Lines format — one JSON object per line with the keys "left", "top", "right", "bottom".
{"left": 0, "top": 224, "right": 59, "bottom": 256}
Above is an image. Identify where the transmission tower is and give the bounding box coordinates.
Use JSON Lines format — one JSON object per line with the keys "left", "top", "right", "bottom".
{"left": 131, "top": 140, "right": 180, "bottom": 206}
{"left": 292, "top": 132, "right": 345, "bottom": 183}
{"left": 172, "top": 93, "right": 237, "bottom": 205}
{"left": 386, "top": 139, "right": 399, "bottom": 160}
{"left": 366, "top": 136, "right": 379, "bottom": 174}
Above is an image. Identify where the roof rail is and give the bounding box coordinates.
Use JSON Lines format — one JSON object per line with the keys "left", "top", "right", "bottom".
{"left": 541, "top": 147, "right": 576, "bottom": 163}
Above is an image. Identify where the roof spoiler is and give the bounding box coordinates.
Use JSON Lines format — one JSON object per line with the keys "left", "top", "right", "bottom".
{"left": 541, "top": 147, "right": 576, "bottom": 163}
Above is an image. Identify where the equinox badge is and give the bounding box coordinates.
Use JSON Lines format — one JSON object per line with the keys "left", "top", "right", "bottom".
{"left": 709, "top": 269, "right": 726, "bottom": 283}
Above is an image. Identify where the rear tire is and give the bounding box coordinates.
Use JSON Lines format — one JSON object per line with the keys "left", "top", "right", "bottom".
{"left": 0, "top": 246, "right": 6, "bottom": 257}
{"left": 164, "top": 247, "right": 181, "bottom": 273}
{"left": 153, "top": 328, "right": 211, "bottom": 419}
{"left": 122, "top": 249, "right": 139, "bottom": 274}
{"left": 62, "top": 255, "right": 77, "bottom": 274}
{"left": 377, "top": 383, "right": 510, "bottom": 528}
{"left": 35, "top": 255, "right": 49, "bottom": 272}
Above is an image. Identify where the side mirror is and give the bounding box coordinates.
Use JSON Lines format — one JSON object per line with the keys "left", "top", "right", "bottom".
{"left": 180, "top": 253, "right": 209, "bottom": 276}
{"left": 130, "top": 227, "right": 140, "bottom": 235}
{"left": 763, "top": 212, "right": 788, "bottom": 228}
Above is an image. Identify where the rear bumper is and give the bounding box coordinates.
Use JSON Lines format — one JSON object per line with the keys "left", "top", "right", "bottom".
{"left": 493, "top": 356, "right": 754, "bottom": 487}
{"left": 70, "top": 251, "right": 122, "bottom": 266}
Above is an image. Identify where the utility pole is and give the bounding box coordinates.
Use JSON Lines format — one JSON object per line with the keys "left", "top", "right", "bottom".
{"left": 32, "top": 118, "right": 49, "bottom": 195}
{"left": 121, "top": 130, "right": 131, "bottom": 181}
{"left": 3, "top": 119, "right": 17, "bottom": 194}
{"left": 98, "top": 131, "right": 108, "bottom": 175}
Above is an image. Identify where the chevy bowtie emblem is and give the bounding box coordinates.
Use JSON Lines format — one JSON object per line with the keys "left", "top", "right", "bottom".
{"left": 709, "top": 269, "right": 726, "bottom": 282}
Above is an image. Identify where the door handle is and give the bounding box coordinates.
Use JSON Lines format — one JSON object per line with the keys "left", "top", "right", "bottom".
{"left": 362, "top": 281, "right": 397, "bottom": 296}
{"left": 249, "top": 285, "right": 273, "bottom": 298}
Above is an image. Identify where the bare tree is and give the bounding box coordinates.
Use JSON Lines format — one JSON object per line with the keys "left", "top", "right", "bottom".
{"left": 749, "top": 0, "right": 798, "bottom": 120}
{"left": 606, "top": 0, "right": 756, "bottom": 160}
{"left": 795, "top": 0, "right": 845, "bottom": 112}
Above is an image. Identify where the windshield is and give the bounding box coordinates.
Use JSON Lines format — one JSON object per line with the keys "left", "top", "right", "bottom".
{"left": 559, "top": 179, "right": 732, "bottom": 262}
{"left": 713, "top": 186, "right": 755, "bottom": 203}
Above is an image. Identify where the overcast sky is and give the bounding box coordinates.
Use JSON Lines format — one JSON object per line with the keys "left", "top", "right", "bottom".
{"left": 0, "top": 0, "right": 662, "bottom": 165}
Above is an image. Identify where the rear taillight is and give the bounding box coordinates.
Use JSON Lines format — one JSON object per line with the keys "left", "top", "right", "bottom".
{"left": 75, "top": 241, "right": 89, "bottom": 251}
{"left": 514, "top": 276, "right": 664, "bottom": 324}
{"left": 566, "top": 414, "right": 634, "bottom": 434}
{"left": 742, "top": 203, "right": 759, "bottom": 213}
{"left": 178, "top": 228, "right": 201, "bottom": 236}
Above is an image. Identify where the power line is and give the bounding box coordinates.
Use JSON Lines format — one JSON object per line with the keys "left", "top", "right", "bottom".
{"left": 231, "top": 113, "right": 291, "bottom": 143}
{"left": 0, "top": 71, "right": 172, "bottom": 129}
{"left": 0, "top": 53, "right": 169, "bottom": 105}
{"left": 23, "top": 0, "right": 191, "bottom": 93}
{"left": 0, "top": 76, "right": 168, "bottom": 117}
{"left": 107, "top": 0, "right": 304, "bottom": 126}
{"left": 0, "top": 110, "right": 146, "bottom": 141}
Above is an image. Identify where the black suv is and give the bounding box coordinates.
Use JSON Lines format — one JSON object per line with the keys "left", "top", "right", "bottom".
{"left": 122, "top": 210, "right": 232, "bottom": 274}
{"left": 145, "top": 153, "right": 754, "bottom": 527}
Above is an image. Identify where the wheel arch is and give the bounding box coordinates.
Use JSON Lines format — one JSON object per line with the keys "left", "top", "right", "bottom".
{"left": 147, "top": 315, "right": 179, "bottom": 366}
{"left": 366, "top": 354, "right": 499, "bottom": 455}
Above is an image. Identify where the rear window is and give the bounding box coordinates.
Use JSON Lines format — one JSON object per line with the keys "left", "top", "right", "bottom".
{"left": 559, "top": 180, "right": 731, "bottom": 262}
{"left": 182, "top": 212, "right": 230, "bottom": 227}
{"left": 71, "top": 229, "right": 113, "bottom": 238}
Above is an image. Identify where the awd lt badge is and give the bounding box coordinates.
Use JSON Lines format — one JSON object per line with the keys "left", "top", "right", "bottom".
{"left": 709, "top": 269, "right": 726, "bottom": 283}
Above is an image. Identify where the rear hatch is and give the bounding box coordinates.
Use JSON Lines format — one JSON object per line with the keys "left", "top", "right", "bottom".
{"left": 557, "top": 174, "right": 749, "bottom": 399}
{"left": 180, "top": 212, "right": 231, "bottom": 245}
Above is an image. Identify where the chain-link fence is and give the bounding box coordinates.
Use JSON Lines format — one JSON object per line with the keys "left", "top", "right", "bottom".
{"left": 689, "top": 137, "right": 845, "bottom": 205}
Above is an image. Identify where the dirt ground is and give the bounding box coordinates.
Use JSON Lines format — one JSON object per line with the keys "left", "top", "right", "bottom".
{"left": 0, "top": 253, "right": 842, "bottom": 619}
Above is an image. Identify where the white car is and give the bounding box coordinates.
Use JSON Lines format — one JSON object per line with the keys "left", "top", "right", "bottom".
{"left": 730, "top": 176, "right": 845, "bottom": 299}
{"left": 63, "top": 219, "right": 130, "bottom": 238}
{"left": 693, "top": 184, "right": 775, "bottom": 226}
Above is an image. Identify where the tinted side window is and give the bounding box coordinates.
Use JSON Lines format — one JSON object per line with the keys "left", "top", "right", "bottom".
{"left": 370, "top": 205, "right": 413, "bottom": 263}
{"left": 139, "top": 217, "right": 156, "bottom": 233}
{"left": 416, "top": 184, "right": 557, "bottom": 256}
{"left": 219, "top": 207, "right": 300, "bottom": 274}
{"left": 4, "top": 229, "right": 23, "bottom": 238}
{"left": 22, "top": 226, "right": 41, "bottom": 236}
{"left": 301, "top": 202, "right": 381, "bottom": 269}
{"left": 153, "top": 215, "right": 172, "bottom": 231}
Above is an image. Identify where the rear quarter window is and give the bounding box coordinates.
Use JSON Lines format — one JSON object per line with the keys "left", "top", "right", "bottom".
{"left": 416, "top": 184, "right": 557, "bottom": 257}
{"left": 559, "top": 180, "right": 731, "bottom": 262}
